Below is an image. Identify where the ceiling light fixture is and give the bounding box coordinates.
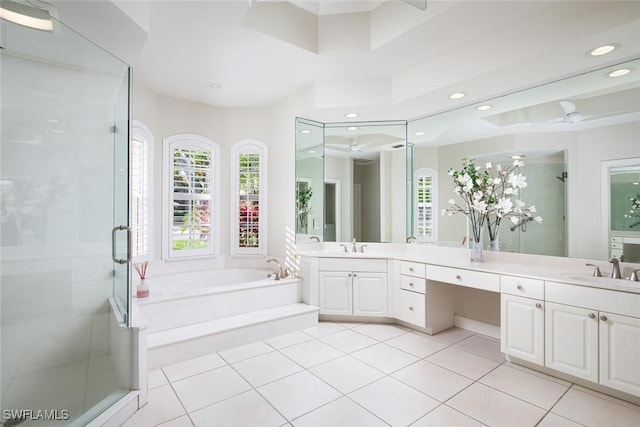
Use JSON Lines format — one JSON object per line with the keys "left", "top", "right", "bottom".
{"left": 510, "top": 154, "right": 527, "bottom": 160}
{"left": 449, "top": 92, "right": 465, "bottom": 100}
{"left": 308, "top": 150, "right": 316, "bottom": 154}
{"left": 345, "top": 112, "right": 359, "bottom": 118}
{"left": 347, "top": 126, "right": 358, "bottom": 131}
{"left": 608, "top": 68, "right": 631, "bottom": 78}
{"left": 300, "top": 129, "right": 311, "bottom": 134}
{"left": 414, "top": 131, "right": 425, "bottom": 136}
{"left": 589, "top": 44, "right": 617, "bottom": 56}
{"left": 476, "top": 105, "right": 492, "bottom": 111}
{"left": 0, "top": 0, "right": 53, "bottom": 31}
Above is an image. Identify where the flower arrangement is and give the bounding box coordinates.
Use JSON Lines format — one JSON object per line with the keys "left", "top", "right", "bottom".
{"left": 625, "top": 194, "right": 640, "bottom": 219}
{"left": 442, "top": 158, "right": 542, "bottom": 257}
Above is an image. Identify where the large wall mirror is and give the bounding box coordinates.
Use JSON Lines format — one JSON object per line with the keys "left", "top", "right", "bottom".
{"left": 408, "top": 58, "right": 640, "bottom": 260}
{"left": 296, "top": 119, "right": 409, "bottom": 243}
{"left": 296, "top": 57, "right": 640, "bottom": 261}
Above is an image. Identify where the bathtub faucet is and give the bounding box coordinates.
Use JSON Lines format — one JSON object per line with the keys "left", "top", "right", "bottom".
{"left": 267, "top": 257, "right": 286, "bottom": 280}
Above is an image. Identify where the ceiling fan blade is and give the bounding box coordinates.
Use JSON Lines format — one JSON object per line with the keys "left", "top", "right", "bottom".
{"left": 559, "top": 100, "right": 576, "bottom": 115}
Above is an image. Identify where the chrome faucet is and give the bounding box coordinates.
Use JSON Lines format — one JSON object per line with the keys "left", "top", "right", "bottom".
{"left": 352, "top": 238, "right": 357, "bottom": 252}
{"left": 266, "top": 257, "right": 285, "bottom": 280}
{"left": 309, "top": 236, "right": 320, "bottom": 242}
{"left": 609, "top": 256, "right": 622, "bottom": 279}
{"left": 586, "top": 263, "right": 602, "bottom": 277}
{"left": 406, "top": 236, "right": 417, "bottom": 243}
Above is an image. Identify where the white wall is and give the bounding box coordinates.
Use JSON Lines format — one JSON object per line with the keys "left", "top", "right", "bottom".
{"left": 131, "top": 80, "right": 316, "bottom": 261}
{"left": 325, "top": 155, "right": 352, "bottom": 241}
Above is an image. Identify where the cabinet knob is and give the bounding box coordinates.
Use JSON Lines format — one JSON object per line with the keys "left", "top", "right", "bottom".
{"left": 353, "top": 273, "right": 357, "bottom": 277}
{"left": 517, "top": 284, "right": 523, "bottom": 291}
{"left": 348, "top": 273, "right": 352, "bottom": 277}
{"left": 409, "top": 268, "right": 414, "bottom": 272}
{"left": 588, "top": 313, "right": 596, "bottom": 319}
{"left": 600, "top": 315, "right": 608, "bottom": 321}
{"left": 409, "top": 306, "right": 414, "bottom": 311}
{"left": 456, "top": 275, "right": 462, "bottom": 280}
{"left": 409, "top": 282, "right": 414, "bottom": 287}
{"left": 535, "top": 303, "right": 542, "bottom": 309}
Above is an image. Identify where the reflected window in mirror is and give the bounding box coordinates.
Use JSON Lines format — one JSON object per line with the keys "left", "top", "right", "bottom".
{"left": 414, "top": 167, "right": 437, "bottom": 242}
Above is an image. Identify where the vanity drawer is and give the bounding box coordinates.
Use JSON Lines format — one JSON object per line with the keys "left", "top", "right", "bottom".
{"left": 611, "top": 236, "right": 623, "bottom": 243}
{"left": 501, "top": 275, "right": 544, "bottom": 299}
{"left": 426, "top": 265, "right": 500, "bottom": 292}
{"left": 318, "top": 258, "right": 387, "bottom": 272}
{"left": 401, "top": 275, "right": 426, "bottom": 294}
{"left": 611, "top": 242, "right": 623, "bottom": 250}
{"left": 400, "top": 289, "right": 426, "bottom": 327}
{"left": 401, "top": 261, "right": 426, "bottom": 278}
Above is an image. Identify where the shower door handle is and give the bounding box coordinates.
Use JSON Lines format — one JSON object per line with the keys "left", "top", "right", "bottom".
{"left": 112, "top": 225, "right": 132, "bottom": 264}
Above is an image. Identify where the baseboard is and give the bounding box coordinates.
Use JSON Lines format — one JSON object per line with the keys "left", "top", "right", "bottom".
{"left": 454, "top": 315, "right": 500, "bottom": 339}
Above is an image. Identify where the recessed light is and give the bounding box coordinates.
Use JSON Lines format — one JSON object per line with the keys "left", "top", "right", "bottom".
{"left": 476, "top": 105, "right": 492, "bottom": 111}
{"left": 589, "top": 44, "right": 617, "bottom": 56}
{"left": 300, "top": 129, "right": 311, "bottom": 134}
{"left": 510, "top": 154, "right": 527, "bottom": 160}
{"left": 347, "top": 126, "right": 358, "bottom": 131}
{"left": 449, "top": 92, "right": 465, "bottom": 100}
{"left": 414, "top": 131, "right": 425, "bottom": 136}
{"left": 633, "top": 182, "right": 639, "bottom": 185}
{"left": 309, "top": 150, "right": 316, "bottom": 154}
{"left": 608, "top": 68, "right": 631, "bottom": 78}
{"left": 345, "top": 112, "right": 359, "bottom": 118}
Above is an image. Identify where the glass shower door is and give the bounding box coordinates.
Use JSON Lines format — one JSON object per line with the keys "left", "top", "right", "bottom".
{"left": 1, "top": 11, "right": 133, "bottom": 426}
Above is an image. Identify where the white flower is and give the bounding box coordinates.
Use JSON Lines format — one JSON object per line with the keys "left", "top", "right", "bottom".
{"left": 534, "top": 216, "right": 543, "bottom": 223}
{"left": 515, "top": 199, "right": 525, "bottom": 210}
{"left": 529, "top": 205, "right": 537, "bottom": 213}
{"left": 495, "top": 197, "right": 513, "bottom": 214}
{"left": 510, "top": 216, "right": 520, "bottom": 224}
{"left": 472, "top": 200, "right": 488, "bottom": 213}
{"left": 448, "top": 169, "right": 454, "bottom": 176}
{"left": 493, "top": 177, "right": 501, "bottom": 185}
{"left": 507, "top": 173, "right": 527, "bottom": 189}
{"left": 448, "top": 199, "right": 455, "bottom": 205}
{"left": 512, "top": 160, "right": 524, "bottom": 167}
{"left": 505, "top": 187, "right": 513, "bottom": 195}
{"left": 486, "top": 162, "right": 492, "bottom": 169}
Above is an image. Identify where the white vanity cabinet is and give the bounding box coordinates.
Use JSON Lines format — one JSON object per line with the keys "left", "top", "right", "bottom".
{"left": 545, "top": 282, "right": 640, "bottom": 396}
{"left": 500, "top": 276, "right": 545, "bottom": 366}
{"left": 318, "top": 258, "right": 388, "bottom": 317}
{"left": 399, "top": 261, "right": 427, "bottom": 328}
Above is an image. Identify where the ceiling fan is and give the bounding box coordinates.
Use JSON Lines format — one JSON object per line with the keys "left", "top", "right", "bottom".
{"left": 544, "top": 100, "right": 590, "bottom": 125}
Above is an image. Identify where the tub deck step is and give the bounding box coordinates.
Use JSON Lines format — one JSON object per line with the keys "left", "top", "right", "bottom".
{"left": 147, "top": 303, "right": 319, "bottom": 369}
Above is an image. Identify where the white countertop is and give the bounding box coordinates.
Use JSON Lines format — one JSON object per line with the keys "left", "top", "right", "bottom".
{"left": 297, "top": 243, "right": 640, "bottom": 295}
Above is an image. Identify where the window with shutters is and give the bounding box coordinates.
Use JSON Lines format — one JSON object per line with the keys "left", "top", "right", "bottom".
{"left": 415, "top": 167, "right": 437, "bottom": 242}
{"left": 231, "top": 140, "right": 267, "bottom": 255}
{"left": 130, "top": 121, "right": 153, "bottom": 262}
{"left": 163, "top": 134, "right": 220, "bottom": 259}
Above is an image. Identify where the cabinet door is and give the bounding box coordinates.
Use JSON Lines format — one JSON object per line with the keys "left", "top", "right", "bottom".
{"left": 545, "top": 302, "right": 598, "bottom": 382}
{"left": 500, "top": 294, "right": 544, "bottom": 365}
{"left": 318, "top": 272, "right": 351, "bottom": 315}
{"left": 599, "top": 312, "right": 640, "bottom": 396}
{"left": 352, "top": 272, "right": 387, "bottom": 317}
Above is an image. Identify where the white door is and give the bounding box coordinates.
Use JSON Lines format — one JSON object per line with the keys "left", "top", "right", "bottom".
{"left": 318, "top": 272, "right": 351, "bottom": 315}
{"left": 599, "top": 312, "right": 640, "bottom": 396}
{"left": 501, "top": 294, "right": 544, "bottom": 365}
{"left": 352, "top": 272, "right": 387, "bottom": 317}
{"left": 545, "top": 302, "right": 599, "bottom": 382}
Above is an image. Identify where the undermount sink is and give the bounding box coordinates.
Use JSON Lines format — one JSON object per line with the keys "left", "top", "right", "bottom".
{"left": 564, "top": 274, "right": 639, "bottom": 290}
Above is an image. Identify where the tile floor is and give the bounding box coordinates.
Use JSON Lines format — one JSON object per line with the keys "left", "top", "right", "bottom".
{"left": 124, "top": 322, "right": 640, "bottom": 427}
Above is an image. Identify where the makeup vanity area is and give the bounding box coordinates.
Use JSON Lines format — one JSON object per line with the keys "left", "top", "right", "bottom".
{"left": 296, "top": 242, "right": 640, "bottom": 405}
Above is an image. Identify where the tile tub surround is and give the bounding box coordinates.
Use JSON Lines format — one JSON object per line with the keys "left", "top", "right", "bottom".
{"left": 124, "top": 322, "right": 640, "bottom": 427}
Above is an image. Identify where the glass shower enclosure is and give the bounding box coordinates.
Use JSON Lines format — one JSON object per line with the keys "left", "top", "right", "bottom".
{"left": 1, "top": 8, "right": 134, "bottom": 426}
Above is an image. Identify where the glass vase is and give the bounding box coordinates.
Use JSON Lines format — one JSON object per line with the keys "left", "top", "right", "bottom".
{"left": 470, "top": 239, "right": 484, "bottom": 263}
{"left": 137, "top": 278, "right": 149, "bottom": 298}
{"left": 487, "top": 236, "right": 499, "bottom": 251}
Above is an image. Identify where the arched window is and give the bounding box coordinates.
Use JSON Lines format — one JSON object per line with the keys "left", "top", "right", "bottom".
{"left": 163, "top": 134, "right": 220, "bottom": 259}
{"left": 130, "top": 121, "right": 153, "bottom": 262}
{"left": 231, "top": 140, "right": 267, "bottom": 255}
{"left": 414, "top": 167, "right": 437, "bottom": 242}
